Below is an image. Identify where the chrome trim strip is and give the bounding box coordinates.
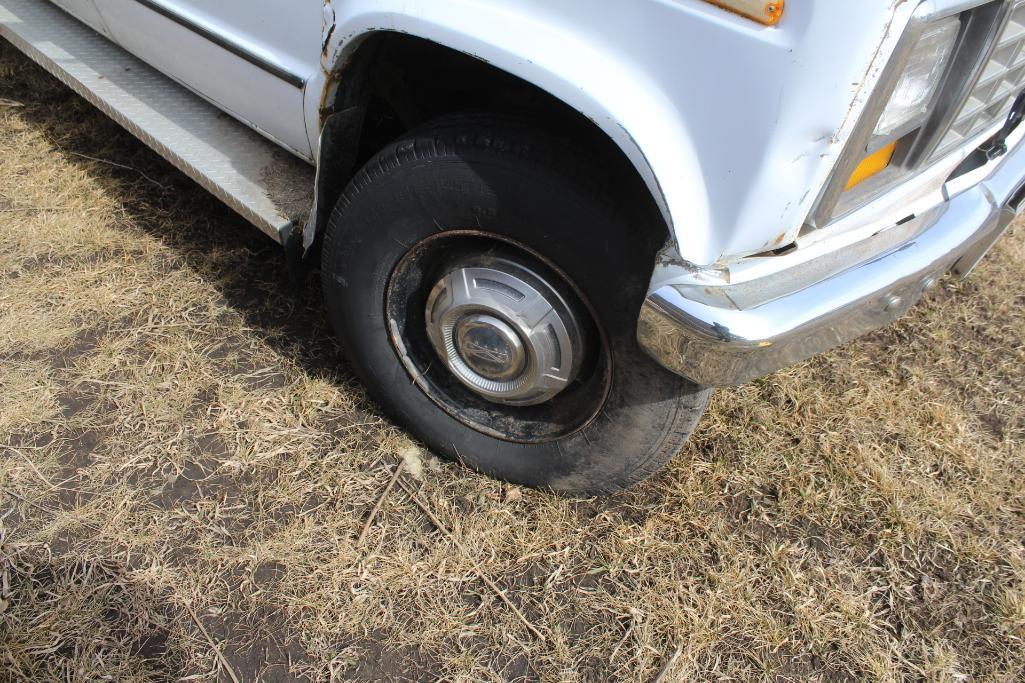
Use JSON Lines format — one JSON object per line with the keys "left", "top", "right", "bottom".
{"left": 638, "top": 131, "right": 1025, "bottom": 386}
{"left": 131, "top": 0, "right": 306, "bottom": 88}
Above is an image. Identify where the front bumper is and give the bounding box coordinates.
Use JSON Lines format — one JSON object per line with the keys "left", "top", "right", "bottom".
{"left": 638, "top": 137, "right": 1025, "bottom": 387}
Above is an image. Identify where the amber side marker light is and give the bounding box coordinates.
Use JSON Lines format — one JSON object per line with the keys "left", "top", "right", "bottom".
{"left": 846, "top": 141, "right": 897, "bottom": 190}
{"left": 703, "top": 0, "right": 784, "bottom": 26}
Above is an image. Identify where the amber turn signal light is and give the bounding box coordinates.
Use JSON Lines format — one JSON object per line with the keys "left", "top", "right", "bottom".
{"left": 846, "top": 142, "right": 897, "bottom": 190}
{"left": 702, "top": 0, "right": 784, "bottom": 26}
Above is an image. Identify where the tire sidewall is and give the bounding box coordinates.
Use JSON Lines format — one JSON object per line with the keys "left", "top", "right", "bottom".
{"left": 323, "top": 134, "right": 705, "bottom": 494}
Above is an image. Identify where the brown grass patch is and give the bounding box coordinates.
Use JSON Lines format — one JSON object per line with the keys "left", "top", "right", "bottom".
{"left": 1, "top": 40, "right": 1024, "bottom": 681}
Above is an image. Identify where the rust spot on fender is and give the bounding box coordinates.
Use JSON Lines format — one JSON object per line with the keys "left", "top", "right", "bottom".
{"left": 321, "top": 0, "right": 336, "bottom": 55}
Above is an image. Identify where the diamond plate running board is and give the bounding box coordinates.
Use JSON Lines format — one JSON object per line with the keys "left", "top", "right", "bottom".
{"left": 0, "top": 0, "right": 314, "bottom": 245}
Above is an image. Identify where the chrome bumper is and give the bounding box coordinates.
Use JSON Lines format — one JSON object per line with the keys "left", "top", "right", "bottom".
{"left": 639, "top": 141, "right": 1025, "bottom": 387}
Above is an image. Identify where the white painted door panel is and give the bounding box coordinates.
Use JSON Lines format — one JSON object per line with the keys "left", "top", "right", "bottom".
{"left": 93, "top": 0, "right": 321, "bottom": 158}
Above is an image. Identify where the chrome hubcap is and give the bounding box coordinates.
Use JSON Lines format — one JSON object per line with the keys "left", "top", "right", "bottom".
{"left": 454, "top": 314, "right": 527, "bottom": 382}
{"left": 425, "top": 258, "right": 585, "bottom": 406}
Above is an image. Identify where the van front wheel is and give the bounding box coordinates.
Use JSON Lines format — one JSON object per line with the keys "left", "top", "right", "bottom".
{"left": 321, "top": 115, "right": 710, "bottom": 495}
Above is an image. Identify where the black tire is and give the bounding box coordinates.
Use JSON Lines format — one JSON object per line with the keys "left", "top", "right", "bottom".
{"left": 321, "top": 114, "right": 710, "bottom": 495}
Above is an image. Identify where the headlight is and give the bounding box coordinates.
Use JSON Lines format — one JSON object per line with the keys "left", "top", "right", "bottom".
{"left": 842, "top": 16, "right": 960, "bottom": 192}
{"left": 873, "top": 17, "right": 961, "bottom": 141}
{"left": 810, "top": 1, "right": 1014, "bottom": 230}
{"left": 815, "top": 12, "right": 966, "bottom": 205}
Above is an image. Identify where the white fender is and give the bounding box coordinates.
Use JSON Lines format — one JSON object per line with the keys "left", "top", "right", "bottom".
{"left": 308, "top": 0, "right": 917, "bottom": 266}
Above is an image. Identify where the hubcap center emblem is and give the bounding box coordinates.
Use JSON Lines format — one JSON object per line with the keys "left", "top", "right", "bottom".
{"left": 454, "top": 314, "right": 527, "bottom": 382}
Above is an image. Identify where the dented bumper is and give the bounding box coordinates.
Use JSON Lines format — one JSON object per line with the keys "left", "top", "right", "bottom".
{"left": 638, "top": 135, "right": 1025, "bottom": 387}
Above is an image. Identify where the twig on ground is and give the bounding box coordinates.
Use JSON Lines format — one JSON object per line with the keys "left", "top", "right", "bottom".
{"left": 0, "top": 98, "right": 23, "bottom": 107}
{"left": 3, "top": 446, "right": 56, "bottom": 489}
{"left": 610, "top": 608, "right": 642, "bottom": 664}
{"left": 185, "top": 602, "right": 241, "bottom": 683}
{"left": 64, "top": 149, "right": 166, "bottom": 189}
{"left": 67, "top": 150, "right": 165, "bottom": 188}
{"left": 652, "top": 643, "right": 683, "bottom": 683}
{"left": 356, "top": 463, "right": 403, "bottom": 547}
{"left": 394, "top": 476, "right": 547, "bottom": 642}
{"left": 0, "top": 486, "right": 53, "bottom": 514}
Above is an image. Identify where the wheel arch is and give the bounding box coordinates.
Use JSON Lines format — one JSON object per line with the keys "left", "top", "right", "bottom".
{"left": 301, "top": 16, "right": 709, "bottom": 262}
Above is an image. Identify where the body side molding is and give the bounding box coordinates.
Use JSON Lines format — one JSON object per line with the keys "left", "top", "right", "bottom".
{"left": 131, "top": 0, "right": 307, "bottom": 88}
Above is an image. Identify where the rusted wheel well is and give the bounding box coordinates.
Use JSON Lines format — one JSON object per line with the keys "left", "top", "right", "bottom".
{"left": 306, "top": 31, "right": 665, "bottom": 258}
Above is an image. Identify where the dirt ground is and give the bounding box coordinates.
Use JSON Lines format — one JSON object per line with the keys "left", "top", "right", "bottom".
{"left": 1, "top": 39, "right": 1024, "bottom": 682}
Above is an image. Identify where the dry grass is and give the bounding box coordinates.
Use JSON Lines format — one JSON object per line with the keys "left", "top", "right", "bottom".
{"left": 1, "top": 39, "right": 1024, "bottom": 682}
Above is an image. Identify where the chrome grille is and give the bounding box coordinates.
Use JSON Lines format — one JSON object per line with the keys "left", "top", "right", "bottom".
{"left": 932, "top": 1, "right": 1025, "bottom": 159}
